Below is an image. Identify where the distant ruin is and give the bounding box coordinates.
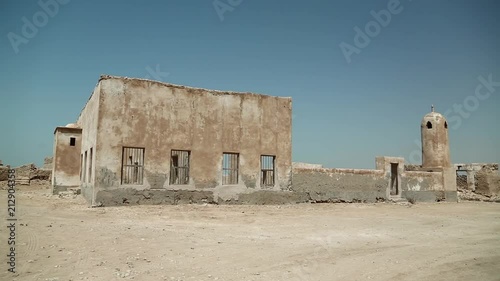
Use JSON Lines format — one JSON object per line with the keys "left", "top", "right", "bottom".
{"left": 0, "top": 159, "right": 52, "bottom": 184}
{"left": 455, "top": 163, "right": 499, "bottom": 196}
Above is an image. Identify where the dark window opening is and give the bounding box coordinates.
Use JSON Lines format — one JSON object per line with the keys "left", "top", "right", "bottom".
{"left": 222, "top": 153, "right": 239, "bottom": 185}
{"left": 80, "top": 154, "right": 83, "bottom": 181}
{"left": 121, "top": 147, "right": 145, "bottom": 185}
{"left": 70, "top": 137, "right": 76, "bottom": 146}
{"left": 444, "top": 122, "right": 448, "bottom": 129}
{"left": 261, "top": 155, "right": 275, "bottom": 187}
{"left": 390, "top": 163, "right": 399, "bottom": 196}
{"left": 426, "top": 121, "right": 432, "bottom": 129}
{"left": 88, "top": 148, "right": 93, "bottom": 183}
{"left": 83, "top": 151, "right": 87, "bottom": 183}
{"left": 170, "top": 150, "right": 190, "bottom": 185}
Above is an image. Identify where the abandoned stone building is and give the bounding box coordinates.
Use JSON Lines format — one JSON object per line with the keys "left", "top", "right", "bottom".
{"left": 51, "top": 75, "right": 496, "bottom": 206}
{"left": 52, "top": 75, "right": 292, "bottom": 205}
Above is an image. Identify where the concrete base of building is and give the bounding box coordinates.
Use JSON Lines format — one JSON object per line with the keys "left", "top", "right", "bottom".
{"left": 402, "top": 191, "right": 458, "bottom": 203}
{"left": 89, "top": 188, "right": 458, "bottom": 206}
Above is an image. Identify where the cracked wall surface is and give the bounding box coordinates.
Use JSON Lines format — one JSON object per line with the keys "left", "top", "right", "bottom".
{"left": 77, "top": 75, "right": 292, "bottom": 205}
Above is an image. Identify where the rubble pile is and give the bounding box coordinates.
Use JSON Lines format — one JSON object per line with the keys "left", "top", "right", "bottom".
{"left": 0, "top": 159, "right": 52, "bottom": 183}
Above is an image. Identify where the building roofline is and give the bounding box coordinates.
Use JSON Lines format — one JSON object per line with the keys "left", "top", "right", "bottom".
{"left": 98, "top": 74, "right": 292, "bottom": 99}
{"left": 54, "top": 126, "right": 83, "bottom": 134}
{"left": 77, "top": 77, "right": 102, "bottom": 123}
{"left": 75, "top": 74, "right": 292, "bottom": 125}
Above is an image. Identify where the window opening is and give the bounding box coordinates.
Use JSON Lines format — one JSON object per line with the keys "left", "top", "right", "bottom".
{"left": 170, "top": 150, "right": 190, "bottom": 185}
{"left": 261, "top": 155, "right": 275, "bottom": 187}
{"left": 222, "top": 153, "right": 239, "bottom": 185}
{"left": 121, "top": 147, "right": 145, "bottom": 185}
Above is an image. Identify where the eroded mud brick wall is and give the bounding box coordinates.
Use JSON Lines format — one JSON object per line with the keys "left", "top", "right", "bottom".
{"left": 292, "top": 168, "right": 388, "bottom": 203}
{"left": 401, "top": 170, "right": 456, "bottom": 202}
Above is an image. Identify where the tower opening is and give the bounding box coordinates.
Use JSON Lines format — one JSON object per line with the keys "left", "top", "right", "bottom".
{"left": 444, "top": 122, "right": 448, "bottom": 129}
{"left": 426, "top": 121, "right": 432, "bottom": 129}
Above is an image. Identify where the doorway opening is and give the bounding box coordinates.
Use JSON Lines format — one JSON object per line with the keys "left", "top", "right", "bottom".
{"left": 390, "top": 163, "right": 399, "bottom": 196}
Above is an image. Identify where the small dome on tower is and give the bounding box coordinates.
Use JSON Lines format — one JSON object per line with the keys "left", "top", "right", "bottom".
{"left": 421, "top": 105, "right": 448, "bottom": 129}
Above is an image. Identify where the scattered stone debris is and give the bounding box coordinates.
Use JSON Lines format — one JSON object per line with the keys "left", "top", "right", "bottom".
{"left": 58, "top": 189, "right": 79, "bottom": 199}
{"left": 0, "top": 158, "right": 52, "bottom": 186}
{"left": 0, "top": 165, "right": 8, "bottom": 181}
{"left": 458, "top": 188, "right": 500, "bottom": 203}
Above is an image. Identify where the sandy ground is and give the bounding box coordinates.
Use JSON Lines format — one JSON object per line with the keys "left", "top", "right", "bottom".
{"left": 1, "top": 183, "right": 500, "bottom": 281}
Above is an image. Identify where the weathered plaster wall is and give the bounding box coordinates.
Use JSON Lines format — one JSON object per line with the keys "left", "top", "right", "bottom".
{"left": 95, "top": 167, "right": 388, "bottom": 205}
{"left": 52, "top": 128, "right": 82, "bottom": 193}
{"left": 476, "top": 173, "right": 500, "bottom": 196}
{"left": 291, "top": 166, "right": 455, "bottom": 203}
{"left": 290, "top": 156, "right": 456, "bottom": 204}
{"left": 76, "top": 83, "right": 101, "bottom": 203}
{"left": 402, "top": 168, "right": 451, "bottom": 192}
{"left": 403, "top": 165, "right": 457, "bottom": 202}
{"left": 292, "top": 168, "right": 388, "bottom": 203}
{"left": 89, "top": 76, "right": 291, "bottom": 206}
{"left": 401, "top": 170, "right": 449, "bottom": 202}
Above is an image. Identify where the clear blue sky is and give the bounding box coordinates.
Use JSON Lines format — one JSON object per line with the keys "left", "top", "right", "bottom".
{"left": 1, "top": 0, "right": 499, "bottom": 169}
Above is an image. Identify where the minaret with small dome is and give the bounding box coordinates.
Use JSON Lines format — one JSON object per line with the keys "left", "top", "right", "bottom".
{"left": 421, "top": 105, "right": 451, "bottom": 168}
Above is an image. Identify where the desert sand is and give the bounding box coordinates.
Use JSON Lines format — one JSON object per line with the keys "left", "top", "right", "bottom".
{"left": 1, "top": 183, "right": 499, "bottom": 281}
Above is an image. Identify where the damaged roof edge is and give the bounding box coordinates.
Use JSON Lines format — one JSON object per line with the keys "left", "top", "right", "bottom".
{"left": 76, "top": 77, "right": 102, "bottom": 123}
{"left": 98, "top": 74, "right": 292, "bottom": 99}
{"left": 75, "top": 74, "right": 291, "bottom": 126}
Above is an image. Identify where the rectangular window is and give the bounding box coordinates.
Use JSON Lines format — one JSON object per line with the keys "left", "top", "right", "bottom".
{"left": 88, "top": 148, "right": 93, "bottom": 183}
{"left": 222, "top": 153, "right": 239, "bottom": 185}
{"left": 70, "top": 137, "right": 76, "bottom": 146}
{"left": 83, "top": 151, "right": 87, "bottom": 183}
{"left": 261, "top": 155, "right": 275, "bottom": 187}
{"left": 169, "top": 150, "right": 190, "bottom": 185}
{"left": 121, "top": 147, "right": 145, "bottom": 185}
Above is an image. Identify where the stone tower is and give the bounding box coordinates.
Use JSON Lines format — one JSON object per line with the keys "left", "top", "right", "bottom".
{"left": 421, "top": 105, "right": 451, "bottom": 168}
